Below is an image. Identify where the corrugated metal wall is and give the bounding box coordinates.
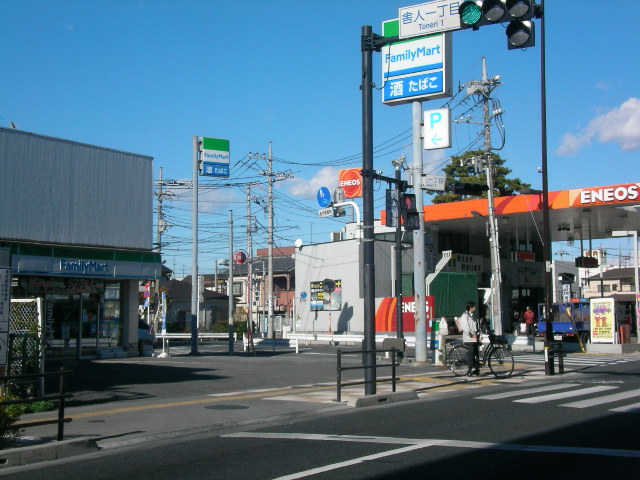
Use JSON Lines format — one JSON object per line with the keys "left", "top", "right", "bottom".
{"left": 0, "top": 128, "right": 153, "bottom": 250}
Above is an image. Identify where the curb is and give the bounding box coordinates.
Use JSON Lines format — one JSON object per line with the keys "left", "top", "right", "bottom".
{"left": 0, "top": 437, "right": 99, "bottom": 468}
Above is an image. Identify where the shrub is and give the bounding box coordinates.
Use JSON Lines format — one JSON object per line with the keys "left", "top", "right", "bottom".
{"left": 0, "top": 395, "right": 25, "bottom": 449}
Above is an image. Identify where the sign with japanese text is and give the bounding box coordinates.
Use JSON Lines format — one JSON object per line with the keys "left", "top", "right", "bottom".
{"left": 399, "top": 0, "right": 463, "bottom": 38}
{"left": 590, "top": 297, "right": 615, "bottom": 343}
{"left": 310, "top": 279, "right": 342, "bottom": 311}
{"left": 200, "top": 137, "right": 230, "bottom": 178}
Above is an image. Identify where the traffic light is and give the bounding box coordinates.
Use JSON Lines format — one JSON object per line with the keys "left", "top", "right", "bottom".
{"left": 447, "top": 182, "right": 489, "bottom": 196}
{"left": 400, "top": 193, "right": 420, "bottom": 231}
{"left": 458, "top": 1, "right": 540, "bottom": 49}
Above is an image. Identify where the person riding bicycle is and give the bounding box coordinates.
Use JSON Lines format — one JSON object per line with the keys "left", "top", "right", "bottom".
{"left": 460, "top": 301, "right": 480, "bottom": 377}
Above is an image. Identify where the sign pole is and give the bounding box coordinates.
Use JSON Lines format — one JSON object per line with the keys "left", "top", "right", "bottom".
{"left": 190, "top": 136, "right": 199, "bottom": 355}
{"left": 412, "top": 101, "right": 428, "bottom": 364}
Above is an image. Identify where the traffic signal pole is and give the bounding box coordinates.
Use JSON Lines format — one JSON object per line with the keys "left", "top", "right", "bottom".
{"left": 361, "top": 26, "right": 398, "bottom": 394}
{"left": 361, "top": 25, "right": 376, "bottom": 395}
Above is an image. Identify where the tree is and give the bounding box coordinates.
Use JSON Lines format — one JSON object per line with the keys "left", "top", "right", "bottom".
{"left": 432, "top": 150, "right": 530, "bottom": 204}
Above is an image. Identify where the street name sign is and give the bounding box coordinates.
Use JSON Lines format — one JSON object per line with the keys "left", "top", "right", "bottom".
{"left": 399, "top": 0, "right": 463, "bottom": 39}
{"left": 423, "top": 108, "right": 451, "bottom": 150}
{"left": 422, "top": 174, "right": 446, "bottom": 191}
{"left": 318, "top": 207, "right": 334, "bottom": 218}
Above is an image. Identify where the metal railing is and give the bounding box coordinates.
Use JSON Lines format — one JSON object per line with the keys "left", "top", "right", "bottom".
{"left": 1, "top": 368, "right": 73, "bottom": 441}
{"left": 336, "top": 348, "right": 399, "bottom": 403}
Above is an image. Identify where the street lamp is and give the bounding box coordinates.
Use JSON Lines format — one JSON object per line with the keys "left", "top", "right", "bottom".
{"left": 612, "top": 230, "right": 639, "bottom": 343}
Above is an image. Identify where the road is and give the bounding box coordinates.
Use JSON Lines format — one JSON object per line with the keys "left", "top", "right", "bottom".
{"left": 4, "top": 347, "right": 640, "bottom": 479}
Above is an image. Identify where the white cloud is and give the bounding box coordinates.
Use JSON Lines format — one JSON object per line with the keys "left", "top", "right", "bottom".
{"left": 556, "top": 97, "right": 640, "bottom": 156}
{"left": 286, "top": 166, "right": 340, "bottom": 197}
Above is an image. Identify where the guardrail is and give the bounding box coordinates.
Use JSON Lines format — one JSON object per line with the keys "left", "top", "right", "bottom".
{"left": 336, "top": 348, "right": 400, "bottom": 403}
{"left": 0, "top": 368, "right": 72, "bottom": 441}
{"left": 156, "top": 333, "right": 233, "bottom": 357}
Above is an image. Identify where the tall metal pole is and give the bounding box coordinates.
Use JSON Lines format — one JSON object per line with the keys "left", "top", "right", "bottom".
{"left": 228, "top": 210, "right": 234, "bottom": 354}
{"left": 540, "top": 0, "right": 554, "bottom": 374}
{"left": 361, "top": 25, "right": 376, "bottom": 394}
{"left": 190, "top": 136, "right": 199, "bottom": 355}
{"left": 412, "top": 101, "right": 428, "bottom": 364}
{"left": 267, "top": 141, "right": 274, "bottom": 339}
{"left": 394, "top": 166, "right": 404, "bottom": 340}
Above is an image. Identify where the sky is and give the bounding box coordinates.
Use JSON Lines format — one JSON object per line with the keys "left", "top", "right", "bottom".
{"left": 3, "top": 0, "right": 640, "bottom": 277}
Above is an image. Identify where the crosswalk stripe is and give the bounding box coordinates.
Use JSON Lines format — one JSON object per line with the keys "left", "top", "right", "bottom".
{"left": 476, "top": 383, "right": 579, "bottom": 400}
{"left": 560, "top": 388, "right": 640, "bottom": 409}
{"left": 610, "top": 402, "right": 640, "bottom": 413}
{"left": 514, "top": 385, "right": 618, "bottom": 403}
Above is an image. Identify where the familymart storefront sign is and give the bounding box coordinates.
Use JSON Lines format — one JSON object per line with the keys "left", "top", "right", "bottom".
{"left": 11, "top": 246, "right": 161, "bottom": 279}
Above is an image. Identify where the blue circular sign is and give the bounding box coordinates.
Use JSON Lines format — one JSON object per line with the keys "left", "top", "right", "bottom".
{"left": 317, "top": 187, "right": 332, "bottom": 208}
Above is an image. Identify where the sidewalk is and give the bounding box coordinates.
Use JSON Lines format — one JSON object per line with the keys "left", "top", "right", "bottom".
{"left": 3, "top": 341, "right": 544, "bottom": 467}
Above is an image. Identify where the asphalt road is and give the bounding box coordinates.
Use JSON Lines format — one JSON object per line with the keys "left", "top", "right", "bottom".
{"left": 5, "top": 345, "right": 640, "bottom": 479}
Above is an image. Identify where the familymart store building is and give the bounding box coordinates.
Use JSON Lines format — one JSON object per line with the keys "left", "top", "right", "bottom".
{"left": 1, "top": 127, "right": 160, "bottom": 360}
{"left": 9, "top": 245, "right": 160, "bottom": 359}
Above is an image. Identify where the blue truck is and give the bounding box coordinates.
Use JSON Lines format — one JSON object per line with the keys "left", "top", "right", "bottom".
{"left": 537, "top": 301, "right": 591, "bottom": 344}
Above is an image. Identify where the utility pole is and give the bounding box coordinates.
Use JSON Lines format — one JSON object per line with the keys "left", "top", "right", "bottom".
{"left": 246, "top": 183, "right": 258, "bottom": 354}
{"left": 464, "top": 57, "right": 504, "bottom": 335}
{"left": 251, "top": 146, "right": 293, "bottom": 339}
{"left": 267, "top": 142, "right": 274, "bottom": 339}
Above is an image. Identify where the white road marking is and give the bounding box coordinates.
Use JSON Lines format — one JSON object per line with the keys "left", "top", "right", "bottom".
{"left": 514, "top": 385, "right": 618, "bottom": 403}
{"left": 476, "top": 383, "right": 579, "bottom": 400}
{"left": 560, "top": 388, "right": 640, "bottom": 409}
{"left": 611, "top": 402, "right": 640, "bottom": 413}
{"left": 222, "top": 431, "right": 640, "bottom": 480}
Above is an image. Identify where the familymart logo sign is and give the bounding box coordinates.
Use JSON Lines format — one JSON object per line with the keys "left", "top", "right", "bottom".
{"left": 200, "top": 137, "right": 230, "bottom": 178}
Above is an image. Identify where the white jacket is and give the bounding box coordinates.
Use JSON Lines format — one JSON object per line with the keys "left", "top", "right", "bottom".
{"left": 460, "top": 311, "right": 479, "bottom": 343}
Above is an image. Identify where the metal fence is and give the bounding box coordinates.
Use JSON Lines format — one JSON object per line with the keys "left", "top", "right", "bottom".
{"left": 8, "top": 299, "right": 44, "bottom": 397}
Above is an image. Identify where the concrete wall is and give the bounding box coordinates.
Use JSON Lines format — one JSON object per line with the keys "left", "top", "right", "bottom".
{"left": 294, "top": 239, "right": 412, "bottom": 333}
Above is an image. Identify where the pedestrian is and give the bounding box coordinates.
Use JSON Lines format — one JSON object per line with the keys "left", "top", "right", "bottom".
{"left": 459, "top": 301, "right": 480, "bottom": 376}
{"left": 523, "top": 306, "right": 536, "bottom": 337}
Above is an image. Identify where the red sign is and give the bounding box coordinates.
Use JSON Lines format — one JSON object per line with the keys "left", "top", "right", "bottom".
{"left": 375, "top": 296, "right": 435, "bottom": 332}
{"left": 338, "top": 168, "right": 363, "bottom": 198}
{"left": 234, "top": 250, "right": 247, "bottom": 264}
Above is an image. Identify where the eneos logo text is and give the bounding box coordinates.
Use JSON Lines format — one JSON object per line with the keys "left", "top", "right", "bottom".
{"left": 338, "top": 168, "right": 362, "bottom": 198}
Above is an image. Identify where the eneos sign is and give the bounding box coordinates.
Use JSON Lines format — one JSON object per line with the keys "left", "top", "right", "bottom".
{"left": 338, "top": 168, "right": 362, "bottom": 198}
{"left": 570, "top": 183, "right": 640, "bottom": 207}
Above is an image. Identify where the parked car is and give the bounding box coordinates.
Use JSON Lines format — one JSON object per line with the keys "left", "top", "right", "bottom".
{"left": 138, "top": 319, "right": 156, "bottom": 356}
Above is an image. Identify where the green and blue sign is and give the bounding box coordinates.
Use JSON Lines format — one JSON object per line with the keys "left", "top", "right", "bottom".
{"left": 200, "top": 137, "right": 230, "bottom": 178}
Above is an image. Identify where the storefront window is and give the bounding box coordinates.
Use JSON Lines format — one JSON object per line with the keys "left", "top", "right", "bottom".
{"left": 14, "top": 276, "right": 122, "bottom": 354}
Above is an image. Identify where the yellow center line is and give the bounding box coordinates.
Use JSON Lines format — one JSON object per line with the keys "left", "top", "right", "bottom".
{"left": 17, "top": 385, "right": 336, "bottom": 424}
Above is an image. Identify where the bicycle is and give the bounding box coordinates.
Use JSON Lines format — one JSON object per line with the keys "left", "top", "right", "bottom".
{"left": 447, "top": 331, "right": 514, "bottom": 378}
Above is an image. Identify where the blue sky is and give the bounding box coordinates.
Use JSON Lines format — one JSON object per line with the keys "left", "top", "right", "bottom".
{"left": 3, "top": 1, "right": 639, "bottom": 277}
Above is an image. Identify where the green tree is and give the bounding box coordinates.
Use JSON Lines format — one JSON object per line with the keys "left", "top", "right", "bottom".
{"left": 432, "top": 150, "right": 530, "bottom": 204}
